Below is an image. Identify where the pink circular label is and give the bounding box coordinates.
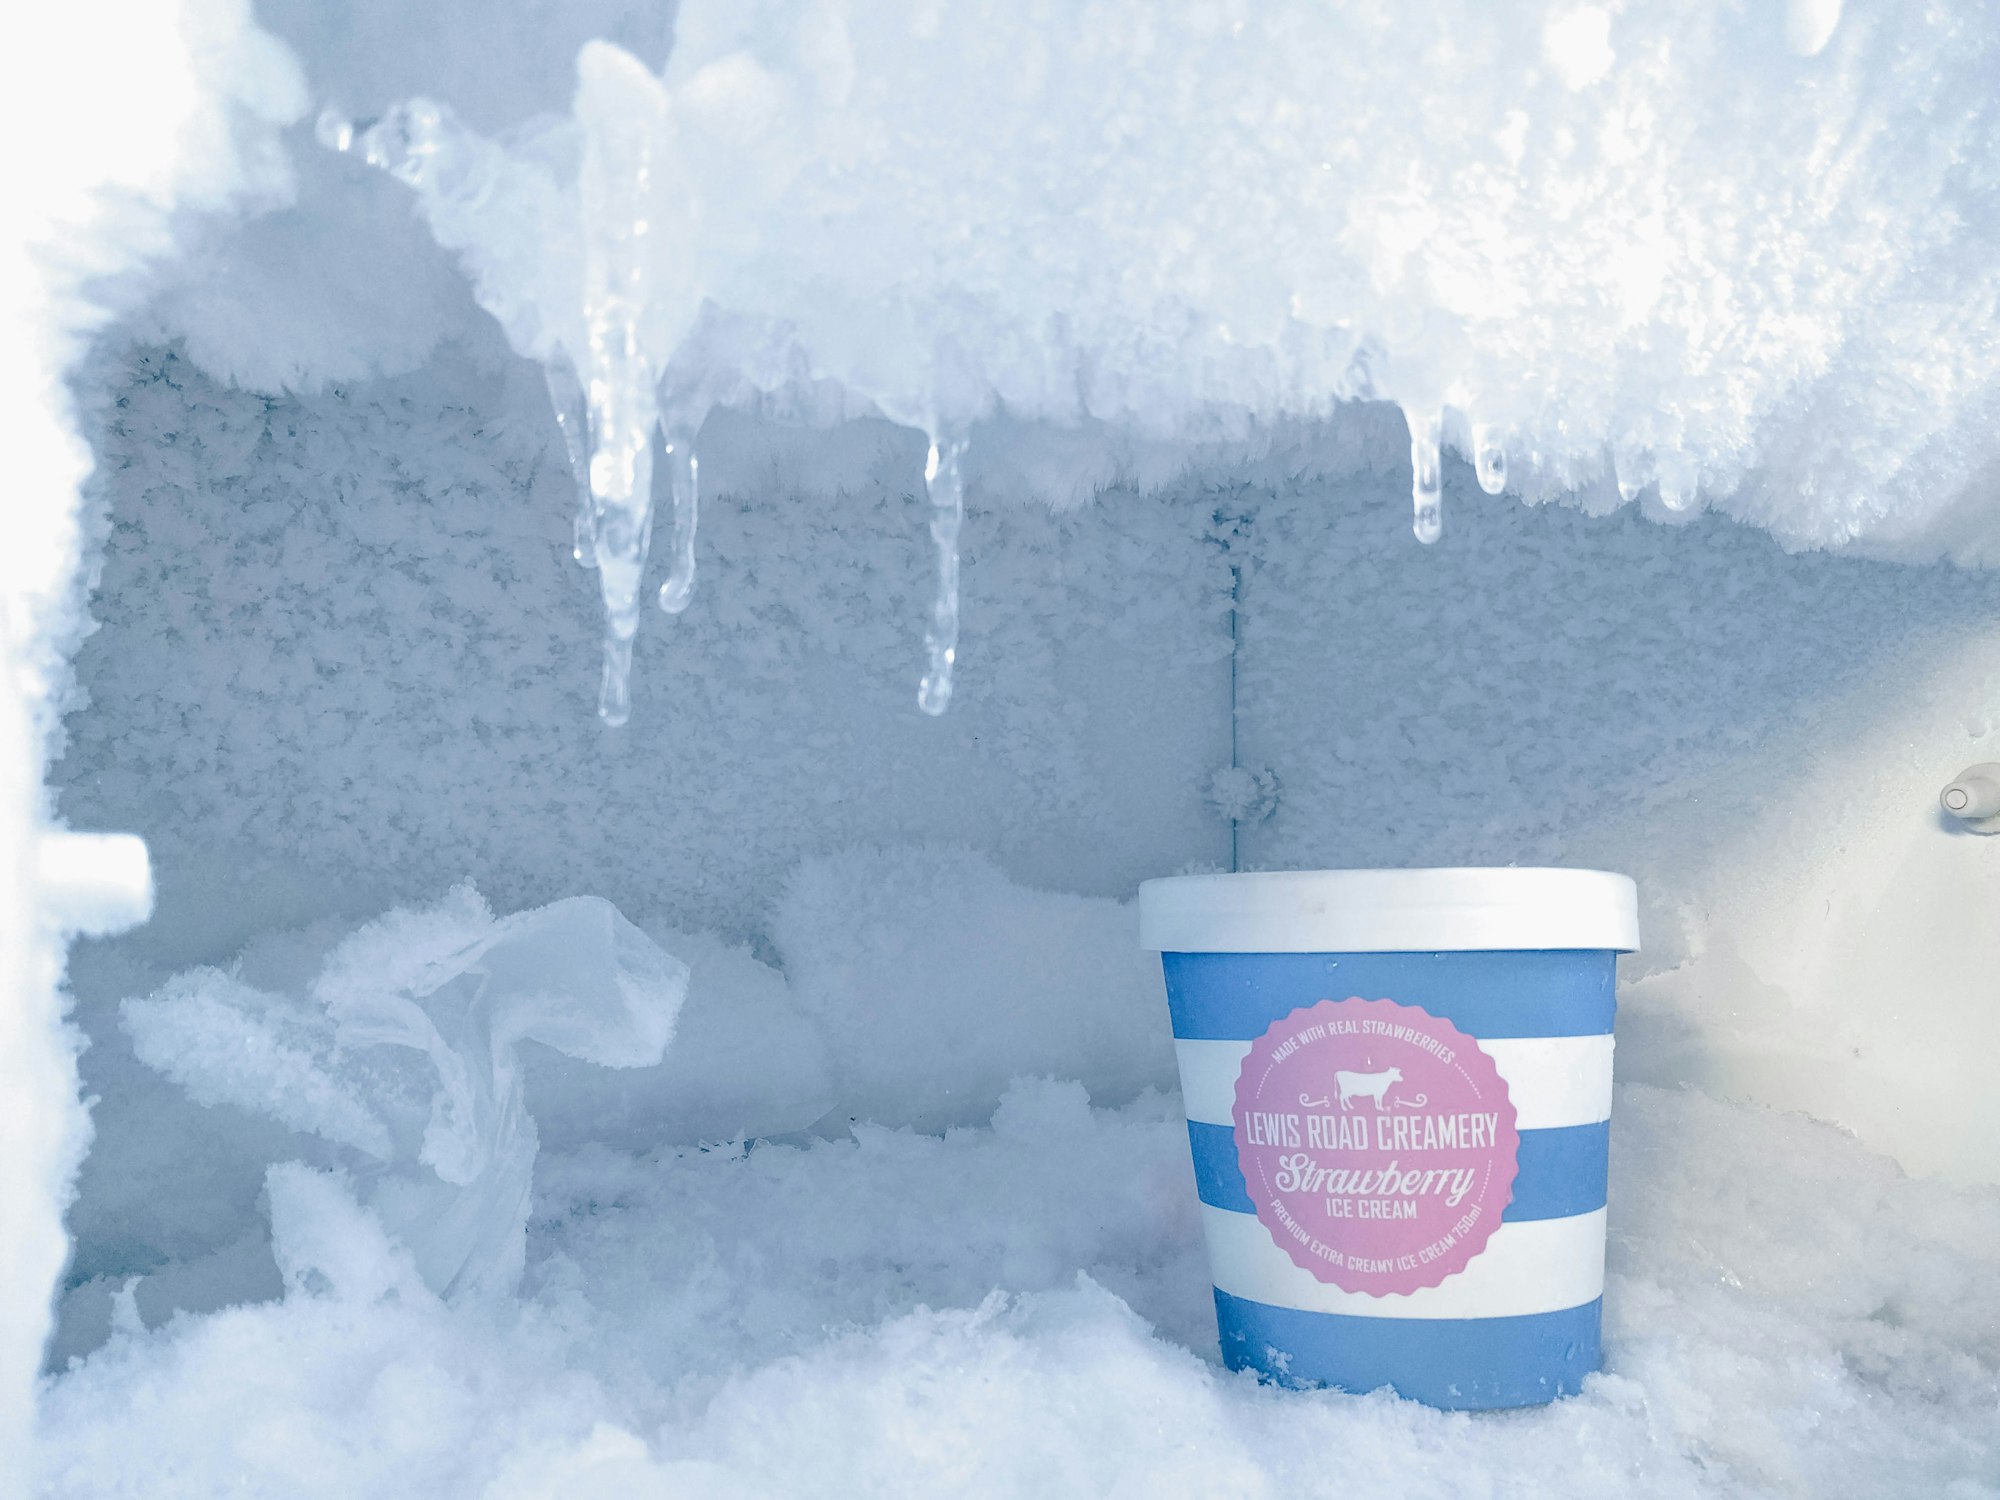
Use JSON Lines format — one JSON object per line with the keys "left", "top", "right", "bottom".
{"left": 1232, "top": 997, "right": 1519, "bottom": 1296}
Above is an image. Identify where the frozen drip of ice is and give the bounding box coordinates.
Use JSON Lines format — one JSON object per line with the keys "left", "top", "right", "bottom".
{"left": 656, "top": 430, "right": 699, "bottom": 615}
{"left": 1407, "top": 407, "right": 1443, "bottom": 545}
{"left": 1615, "top": 446, "right": 1657, "bottom": 506}
{"left": 543, "top": 353, "right": 598, "bottom": 568}
{"left": 577, "top": 50, "right": 674, "bottom": 724}
{"left": 1472, "top": 424, "right": 1508, "bottom": 496}
{"left": 917, "top": 428, "right": 969, "bottom": 715}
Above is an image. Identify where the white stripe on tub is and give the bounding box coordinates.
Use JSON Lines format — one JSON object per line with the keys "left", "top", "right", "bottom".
{"left": 1199, "top": 1203, "right": 1607, "bottom": 1321}
{"left": 1174, "top": 1034, "right": 1615, "bottom": 1133}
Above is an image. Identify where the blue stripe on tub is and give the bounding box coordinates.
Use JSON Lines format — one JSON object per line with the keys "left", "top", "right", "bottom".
{"left": 1186, "top": 1119, "right": 1609, "bottom": 1223}
{"left": 1508, "top": 1122, "right": 1609, "bottom": 1220}
{"left": 1161, "top": 950, "right": 1617, "bottom": 1041}
{"left": 1187, "top": 1119, "right": 1258, "bottom": 1213}
{"left": 1213, "top": 1288, "right": 1602, "bottom": 1409}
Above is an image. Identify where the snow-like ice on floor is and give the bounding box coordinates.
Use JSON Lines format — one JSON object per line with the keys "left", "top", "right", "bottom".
{"left": 37, "top": 865, "right": 2000, "bottom": 1497}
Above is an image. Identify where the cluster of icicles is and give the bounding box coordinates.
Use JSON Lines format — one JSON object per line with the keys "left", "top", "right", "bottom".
{"left": 550, "top": 379, "right": 969, "bottom": 725}
{"left": 315, "top": 104, "right": 1632, "bottom": 727}
{"left": 321, "top": 101, "right": 975, "bottom": 727}
{"left": 547, "top": 360, "right": 967, "bottom": 725}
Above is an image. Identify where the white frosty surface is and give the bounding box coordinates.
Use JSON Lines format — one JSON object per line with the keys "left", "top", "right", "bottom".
{"left": 124, "top": 968, "right": 398, "bottom": 1159}
{"left": 146, "top": 0, "right": 2000, "bottom": 560}
{"left": 521, "top": 923, "right": 836, "bottom": 1151}
{"left": 51, "top": 872, "right": 2000, "bottom": 1494}
{"left": 37, "top": 1073, "right": 2000, "bottom": 1498}
{"left": 58, "top": 345, "right": 1232, "bottom": 951}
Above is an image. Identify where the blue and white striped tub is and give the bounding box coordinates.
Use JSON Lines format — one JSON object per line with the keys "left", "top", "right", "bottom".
{"left": 1140, "top": 870, "right": 1638, "bottom": 1410}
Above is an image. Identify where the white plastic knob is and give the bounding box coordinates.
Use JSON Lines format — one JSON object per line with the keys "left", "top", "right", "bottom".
{"left": 34, "top": 830, "right": 153, "bottom": 935}
{"left": 1940, "top": 763, "right": 2000, "bottom": 833}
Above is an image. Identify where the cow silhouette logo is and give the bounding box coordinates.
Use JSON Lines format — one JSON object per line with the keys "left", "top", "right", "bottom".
{"left": 1300, "top": 1066, "right": 1430, "bottom": 1112}
{"left": 1232, "top": 996, "right": 1518, "bottom": 1295}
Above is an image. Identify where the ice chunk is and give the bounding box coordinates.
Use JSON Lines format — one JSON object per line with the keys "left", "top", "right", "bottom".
{"left": 1614, "top": 446, "right": 1656, "bottom": 506}
{"left": 576, "top": 47, "right": 677, "bottom": 723}
{"left": 323, "top": 50, "right": 719, "bottom": 722}
{"left": 122, "top": 890, "right": 688, "bottom": 1301}
{"left": 123, "top": 970, "right": 395, "bottom": 1159}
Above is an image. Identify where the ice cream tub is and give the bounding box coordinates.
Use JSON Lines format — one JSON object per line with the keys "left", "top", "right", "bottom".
{"left": 1139, "top": 867, "right": 1640, "bottom": 1409}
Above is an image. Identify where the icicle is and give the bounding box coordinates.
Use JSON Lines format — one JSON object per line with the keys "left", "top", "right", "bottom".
{"left": 316, "top": 102, "right": 500, "bottom": 208}
{"left": 1614, "top": 446, "right": 1656, "bottom": 505}
{"left": 320, "top": 84, "right": 667, "bottom": 726}
{"left": 314, "top": 111, "right": 355, "bottom": 154}
{"left": 1407, "top": 407, "right": 1443, "bottom": 544}
{"left": 1657, "top": 453, "right": 1700, "bottom": 513}
{"left": 655, "top": 434, "right": 699, "bottom": 614}
{"left": 578, "top": 65, "right": 666, "bottom": 725}
{"left": 588, "top": 464, "right": 652, "bottom": 727}
{"left": 917, "top": 429, "right": 969, "bottom": 715}
{"left": 1472, "top": 423, "right": 1509, "bottom": 495}
{"left": 598, "top": 635, "right": 634, "bottom": 728}
{"left": 543, "top": 355, "right": 598, "bottom": 568}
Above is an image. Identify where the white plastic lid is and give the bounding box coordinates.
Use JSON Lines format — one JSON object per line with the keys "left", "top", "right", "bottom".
{"left": 1138, "top": 867, "right": 1640, "bottom": 954}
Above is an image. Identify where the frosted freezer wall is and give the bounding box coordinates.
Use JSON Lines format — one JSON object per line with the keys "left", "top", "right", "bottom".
{"left": 108, "top": 0, "right": 2000, "bottom": 1181}
{"left": 56, "top": 343, "right": 2000, "bottom": 1193}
